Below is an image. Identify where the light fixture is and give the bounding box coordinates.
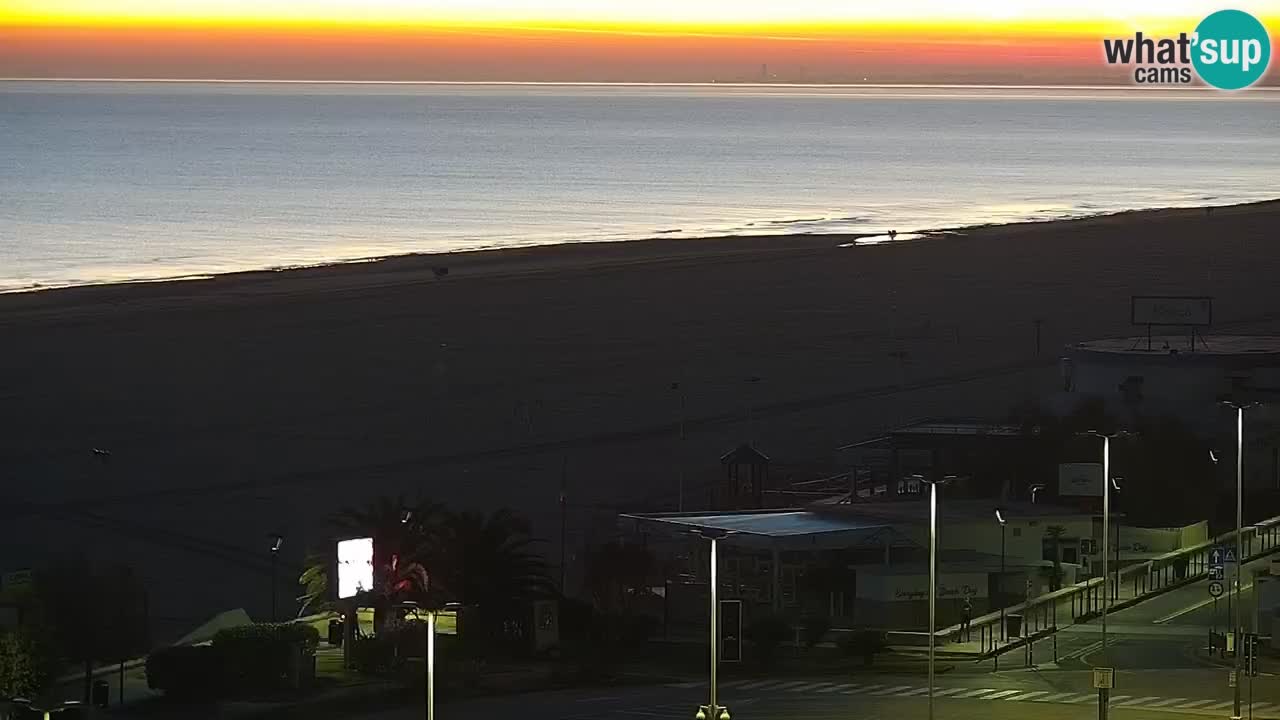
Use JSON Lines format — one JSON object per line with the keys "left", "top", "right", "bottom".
{"left": 994, "top": 507, "right": 1007, "bottom": 525}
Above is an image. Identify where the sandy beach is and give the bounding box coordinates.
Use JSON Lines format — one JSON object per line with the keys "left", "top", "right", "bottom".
{"left": 4, "top": 200, "right": 1280, "bottom": 635}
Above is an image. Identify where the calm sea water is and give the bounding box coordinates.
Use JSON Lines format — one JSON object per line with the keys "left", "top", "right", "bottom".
{"left": 3, "top": 81, "right": 1279, "bottom": 292}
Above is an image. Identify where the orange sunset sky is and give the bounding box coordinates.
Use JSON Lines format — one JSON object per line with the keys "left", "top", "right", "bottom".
{"left": 2, "top": 1, "right": 1277, "bottom": 83}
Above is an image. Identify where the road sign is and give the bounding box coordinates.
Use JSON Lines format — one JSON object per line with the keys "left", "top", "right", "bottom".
{"left": 1229, "top": 669, "right": 1238, "bottom": 688}
{"left": 1209, "top": 581, "right": 1225, "bottom": 598}
{"left": 1209, "top": 565, "right": 1225, "bottom": 580}
{"left": 1225, "top": 549, "right": 1238, "bottom": 564}
{"left": 1210, "top": 547, "right": 1225, "bottom": 565}
{"left": 1093, "top": 668, "right": 1115, "bottom": 689}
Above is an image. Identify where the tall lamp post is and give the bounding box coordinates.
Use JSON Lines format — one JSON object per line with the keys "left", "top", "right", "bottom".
{"left": 398, "top": 600, "right": 462, "bottom": 720}
{"left": 694, "top": 528, "right": 734, "bottom": 720}
{"left": 1110, "top": 478, "right": 1122, "bottom": 603}
{"left": 268, "top": 533, "right": 284, "bottom": 622}
{"left": 1083, "top": 429, "right": 1131, "bottom": 720}
{"left": 995, "top": 508, "right": 1008, "bottom": 642}
{"left": 920, "top": 474, "right": 955, "bottom": 720}
{"left": 1221, "top": 399, "right": 1259, "bottom": 720}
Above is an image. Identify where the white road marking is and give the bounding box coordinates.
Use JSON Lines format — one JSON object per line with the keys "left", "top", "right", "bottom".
{"left": 896, "top": 688, "right": 932, "bottom": 697}
{"left": 1004, "top": 691, "right": 1049, "bottom": 701}
{"left": 933, "top": 688, "right": 967, "bottom": 697}
{"left": 770, "top": 681, "right": 812, "bottom": 691}
{"left": 1115, "top": 696, "right": 1161, "bottom": 706}
{"left": 954, "top": 688, "right": 998, "bottom": 699}
{"left": 1034, "top": 693, "right": 1081, "bottom": 703}
{"left": 819, "top": 684, "right": 857, "bottom": 693}
{"left": 1175, "top": 700, "right": 1214, "bottom": 709}
{"left": 1203, "top": 701, "right": 1236, "bottom": 710}
{"left": 1154, "top": 582, "right": 1254, "bottom": 624}
{"left": 846, "top": 685, "right": 884, "bottom": 694}
{"left": 1146, "top": 697, "right": 1189, "bottom": 707}
{"left": 869, "top": 685, "right": 914, "bottom": 696}
{"left": 981, "top": 690, "right": 1022, "bottom": 700}
{"left": 789, "top": 682, "right": 834, "bottom": 692}
{"left": 735, "top": 679, "right": 777, "bottom": 690}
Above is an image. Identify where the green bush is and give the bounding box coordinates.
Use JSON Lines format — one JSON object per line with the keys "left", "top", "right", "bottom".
{"left": 840, "top": 630, "right": 887, "bottom": 666}
{"left": 0, "top": 628, "right": 57, "bottom": 698}
{"left": 800, "top": 615, "right": 831, "bottom": 648}
{"left": 212, "top": 623, "right": 320, "bottom": 692}
{"left": 745, "top": 615, "right": 791, "bottom": 669}
{"left": 349, "top": 633, "right": 399, "bottom": 675}
{"left": 146, "top": 645, "right": 224, "bottom": 699}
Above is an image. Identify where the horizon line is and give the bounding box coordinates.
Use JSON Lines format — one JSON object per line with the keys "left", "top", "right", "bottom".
{"left": 7, "top": 78, "right": 1279, "bottom": 91}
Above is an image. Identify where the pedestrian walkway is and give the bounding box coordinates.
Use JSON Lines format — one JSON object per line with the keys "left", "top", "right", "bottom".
{"left": 667, "top": 679, "right": 1278, "bottom": 717}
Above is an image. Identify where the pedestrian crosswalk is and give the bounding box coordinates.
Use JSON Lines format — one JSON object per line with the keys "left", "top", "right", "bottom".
{"left": 667, "top": 679, "right": 1280, "bottom": 717}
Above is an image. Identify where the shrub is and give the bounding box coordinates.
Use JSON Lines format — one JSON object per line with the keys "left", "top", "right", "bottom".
{"left": 349, "top": 633, "right": 399, "bottom": 675}
{"left": 146, "top": 645, "right": 224, "bottom": 699}
{"left": 800, "top": 615, "right": 831, "bottom": 649}
{"left": 840, "top": 630, "right": 887, "bottom": 666}
{"left": 0, "top": 628, "right": 57, "bottom": 698}
{"left": 744, "top": 615, "right": 791, "bottom": 669}
{"left": 212, "top": 622, "right": 320, "bottom": 692}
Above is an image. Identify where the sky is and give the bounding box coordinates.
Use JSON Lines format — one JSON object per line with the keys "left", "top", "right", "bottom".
{"left": 2, "top": 1, "right": 1278, "bottom": 83}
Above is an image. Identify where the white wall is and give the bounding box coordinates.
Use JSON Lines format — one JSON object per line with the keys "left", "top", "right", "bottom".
{"left": 856, "top": 571, "right": 989, "bottom": 602}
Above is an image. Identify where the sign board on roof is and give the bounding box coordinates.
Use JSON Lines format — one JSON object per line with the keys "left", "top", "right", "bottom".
{"left": 1059, "top": 463, "right": 1103, "bottom": 497}
{"left": 1131, "top": 296, "right": 1212, "bottom": 326}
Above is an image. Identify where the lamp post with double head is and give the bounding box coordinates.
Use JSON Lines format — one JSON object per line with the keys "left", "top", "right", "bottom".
{"left": 1220, "top": 398, "right": 1260, "bottom": 720}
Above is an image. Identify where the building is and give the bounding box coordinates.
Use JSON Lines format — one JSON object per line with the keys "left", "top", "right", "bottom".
{"left": 1058, "top": 334, "right": 1280, "bottom": 491}
{"left": 618, "top": 496, "right": 1203, "bottom": 631}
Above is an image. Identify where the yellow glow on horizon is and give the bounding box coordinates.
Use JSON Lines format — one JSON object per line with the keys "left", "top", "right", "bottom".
{"left": 7, "top": 0, "right": 1278, "bottom": 34}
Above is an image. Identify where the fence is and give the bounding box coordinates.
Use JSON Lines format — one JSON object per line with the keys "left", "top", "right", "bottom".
{"left": 947, "top": 514, "right": 1280, "bottom": 656}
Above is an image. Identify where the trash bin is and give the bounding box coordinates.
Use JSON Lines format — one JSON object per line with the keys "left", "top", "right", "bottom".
{"left": 91, "top": 680, "right": 109, "bottom": 709}
{"left": 328, "top": 618, "right": 344, "bottom": 646}
{"left": 1006, "top": 614, "right": 1024, "bottom": 638}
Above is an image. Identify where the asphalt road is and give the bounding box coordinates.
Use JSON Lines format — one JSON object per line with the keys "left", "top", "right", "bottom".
{"left": 355, "top": 668, "right": 1280, "bottom": 720}
{"left": 1018, "top": 555, "right": 1273, "bottom": 672}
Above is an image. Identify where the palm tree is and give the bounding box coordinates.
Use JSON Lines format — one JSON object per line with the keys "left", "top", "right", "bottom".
{"left": 298, "top": 496, "right": 445, "bottom": 625}
{"left": 438, "top": 508, "right": 552, "bottom": 610}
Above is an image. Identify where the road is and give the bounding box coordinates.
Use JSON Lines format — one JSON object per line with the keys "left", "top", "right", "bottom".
{"left": 355, "top": 669, "right": 1280, "bottom": 720}
{"left": 1016, "top": 554, "right": 1273, "bottom": 672}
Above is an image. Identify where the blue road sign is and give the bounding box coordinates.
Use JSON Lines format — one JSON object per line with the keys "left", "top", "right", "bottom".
{"left": 1210, "top": 547, "right": 1225, "bottom": 565}
{"left": 1210, "top": 565, "right": 1225, "bottom": 580}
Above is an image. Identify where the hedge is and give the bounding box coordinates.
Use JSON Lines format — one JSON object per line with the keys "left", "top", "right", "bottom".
{"left": 212, "top": 623, "right": 319, "bottom": 692}
{"left": 145, "top": 645, "right": 223, "bottom": 699}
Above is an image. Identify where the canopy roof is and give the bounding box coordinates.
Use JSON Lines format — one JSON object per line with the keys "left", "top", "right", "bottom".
{"left": 619, "top": 509, "right": 920, "bottom": 551}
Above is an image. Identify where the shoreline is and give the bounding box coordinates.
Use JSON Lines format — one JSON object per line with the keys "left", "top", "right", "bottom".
{"left": 4, "top": 197, "right": 1278, "bottom": 302}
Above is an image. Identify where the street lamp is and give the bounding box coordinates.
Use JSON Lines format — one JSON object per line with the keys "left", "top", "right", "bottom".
{"left": 1220, "top": 398, "right": 1260, "bottom": 720}
{"left": 995, "top": 507, "right": 1007, "bottom": 642}
{"left": 1082, "top": 429, "right": 1132, "bottom": 664}
{"left": 919, "top": 473, "right": 955, "bottom": 720}
{"left": 399, "top": 599, "right": 463, "bottom": 720}
{"left": 1110, "top": 477, "right": 1122, "bottom": 603}
{"left": 1029, "top": 484, "right": 1045, "bottom": 504}
{"left": 268, "top": 533, "right": 284, "bottom": 622}
{"left": 692, "top": 527, "right": 734, "bottom": 720}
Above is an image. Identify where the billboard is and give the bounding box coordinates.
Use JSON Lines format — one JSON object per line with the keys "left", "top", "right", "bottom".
{"left": 1059, "top": 462, "right": 1104, "bottom": 497}
{"left": 336, "top": 537, "right": 374, "bottom": 600}
{"left": 1131, "top": 296, "right": 1212, "bottom": 326}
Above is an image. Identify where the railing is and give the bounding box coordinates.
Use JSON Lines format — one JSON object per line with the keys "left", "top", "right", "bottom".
{"left": 944, "top": 514, "right": 1280, "bottom": 657}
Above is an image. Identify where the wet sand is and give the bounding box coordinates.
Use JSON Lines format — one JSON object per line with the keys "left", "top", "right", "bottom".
{"left": 3, "top": 200, "right": 1280, "bottom": 635}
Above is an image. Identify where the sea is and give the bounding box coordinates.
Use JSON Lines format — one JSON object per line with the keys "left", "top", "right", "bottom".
{"left": 3, "top": 81, "right": 1279, "bottom": 293}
